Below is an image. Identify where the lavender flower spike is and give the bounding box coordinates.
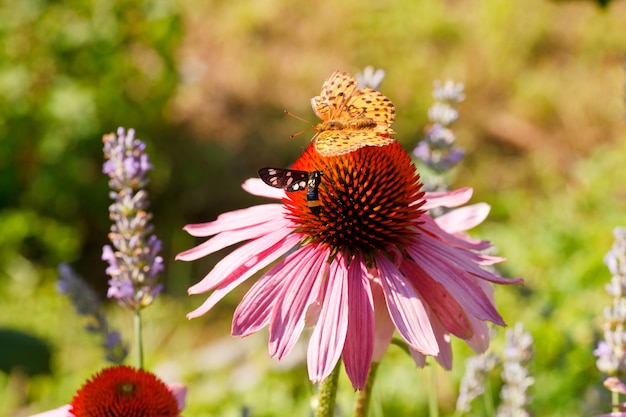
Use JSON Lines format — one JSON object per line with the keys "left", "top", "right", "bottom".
{"left": 57, "top": 263, "right": 128, "bottom": 364}
{"left": 496, "top": 322, "right": 535, "bottom": 417}
{"left": 595, "top": 227, "right": 626, "bottom": 378}
{"left": 355, "top": 66, "right": 386, "bottom": 90}
{"left": 102, "top": 127, "right": 164, "bottom": 310}
{"left": 413, "top": 79, "right": 466, "bottom": 184}
{"left": 455, "top": 352, "right": 500, "bottom": 413}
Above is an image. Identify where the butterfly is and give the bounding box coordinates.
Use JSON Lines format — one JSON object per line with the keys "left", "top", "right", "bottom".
{"left": 309, "top": 70, "right": 396, "bottom": 157}
{"left": 258, "top": 167, "right": 323, "bottom": 214}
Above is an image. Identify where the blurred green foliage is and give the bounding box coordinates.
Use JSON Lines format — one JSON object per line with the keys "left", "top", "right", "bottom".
{"left": 0, "top": 0, "right": 626, "bottom": 416}
{"left": 0, "top": 0, "right": 182, "bottom": 291}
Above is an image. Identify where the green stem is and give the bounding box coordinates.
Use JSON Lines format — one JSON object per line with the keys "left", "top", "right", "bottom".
{"left": 612, "top": 390, "right": 620, "bottom": 413}
{"left": 428, "top": 360, "right": 439, "bottom": 417}
{"left": 134, "top": 309, "right": 144, "bottom": 369}
{"left": 315, "top": 360, "right": 341, "bottom": 417}
{"left": 482, "top": 376, "right": 494, "bottom": 417}
{"left": 354, "top": 361, "right": 379, "bottom": 417}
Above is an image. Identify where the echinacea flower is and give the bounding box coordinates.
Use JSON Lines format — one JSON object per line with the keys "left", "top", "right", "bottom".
{"left": 29, "top": 365, "right": 186, "bottom": 417}
{"left": 177, "top": 140, "right": 521, "bottom": 390}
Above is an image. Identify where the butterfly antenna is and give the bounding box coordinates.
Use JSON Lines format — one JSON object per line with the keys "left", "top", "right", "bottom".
{"left": 284, "top": 110, "right": 316, "bottom": 138}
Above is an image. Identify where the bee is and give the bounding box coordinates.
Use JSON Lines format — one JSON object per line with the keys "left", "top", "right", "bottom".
{"left": 258, "top": 168, "right": 323, "bottom": 215}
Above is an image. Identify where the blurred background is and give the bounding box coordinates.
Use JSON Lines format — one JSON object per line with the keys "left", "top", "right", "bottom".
{"left": 1, "top": 0, "right": 625, "bottom": 415}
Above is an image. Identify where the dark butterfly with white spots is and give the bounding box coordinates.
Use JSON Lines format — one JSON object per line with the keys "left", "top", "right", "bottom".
{"left": 258, "top": 167, "right": 323, "bottom": 214}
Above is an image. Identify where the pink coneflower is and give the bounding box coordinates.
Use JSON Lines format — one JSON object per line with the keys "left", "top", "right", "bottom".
{"left": 177, "top": 141, "right": 521, "bottom": 390}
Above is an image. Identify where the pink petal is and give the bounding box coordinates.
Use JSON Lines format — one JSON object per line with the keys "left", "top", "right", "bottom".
{"left": 466, "top": 315, "right": 491, "bottom": 353}
{"left": 428, "top": 313, "right": 453, "bottom": 370}
{"left": 604, "top": 377, "right": 626, "bottom": 395}
{"left": 419, "top": 216, "right": 492, "bottom": 252}
{"left": 28, "top": 405, "right": 72, "bottom": 417}
{"left": 420, "top": 187, "right": 473, "bottom": 210}
{"left": 406, "top": 240, "right": 505, "bottom": 325}
{"left": 375, "top": 255, "right": 439, "bottom": 356}
{"left": 231, "top": 259, "right": 290, "bottom": 336}
{"left": 188, "top": 227, "right": 297, "bottom": 294}
{"left": 179, "top": 204, "right": 285, "bottom": 240}
{"left": 242, "top": 178, "right": 287, "bottom": 199}
{"left": 342, "top": 257, "right": 374, "bottom": 390}
{"left": 370, "top": 279, "right": 395, "bottom": 361}
{"left": 168, "top": 383, "right": 187, "bottom": 413}
{"left": 177, "top": 216, "right": 292, "bottom": 261}
{"left": 413, "top": 227, "right": 522, "bottom": 286}
{"left": 400, "top": 258, "right": 473, "bottom": 340}
{"left": 269, "top": 244, "right": 329, "bottom": 358}
{"left": 186, "top": 232, "right": 301, "bottom": 319}
{"left": 308, "top": 255, "right": 349, "bottom": 383}
{"left": 434, "top": 203, "right": 490, "bottom": 233}
{"left": 408, "top": 349, "right": 426, "bottom": 368}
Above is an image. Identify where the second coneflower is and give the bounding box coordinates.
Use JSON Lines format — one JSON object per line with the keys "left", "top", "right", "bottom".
{"left": 177, "top": 140, "right": 522, "bottom": 390}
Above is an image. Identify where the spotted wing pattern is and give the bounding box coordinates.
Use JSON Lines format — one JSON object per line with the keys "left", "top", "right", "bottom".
{"left": 258, "top": 168, "right": 324, "bottom": 214}
{"left": 314, "top": 130, "right": 395, "bottom": 158}
{"left": 258, "top": 167, "right": 308, "bottom": 192}
{"left": 310, "top": 71, "right": 396, "bottom": 157}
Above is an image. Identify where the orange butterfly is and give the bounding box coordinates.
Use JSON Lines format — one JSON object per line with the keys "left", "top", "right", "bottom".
{"left": 309, "top": 71, "right": 396, "bottom": 157}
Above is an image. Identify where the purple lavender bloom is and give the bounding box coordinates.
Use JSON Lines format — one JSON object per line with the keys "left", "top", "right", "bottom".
{"left": 57, "top": 263, "right": 128, "bottom": 364}
{"left": 595, "top": 227, "right": 626, "bottom": 378}
{"left": 456, "top": 352, "right": 500, "bottom": 413}
{"left": 102, "top": 127, "right": 163, "bottom": 310}
{"left": 413, "top": 80, "right": 466, "bottom": 191}
{"left": 355, "top": 66, "right": 386, "bottom": 90}
{"left": 496, "top": 323, "right": 534, "bottom": 417}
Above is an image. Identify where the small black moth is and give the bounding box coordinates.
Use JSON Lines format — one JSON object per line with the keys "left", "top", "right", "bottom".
{"left": 258, "top": 167, "right": 323, "bottom": 215}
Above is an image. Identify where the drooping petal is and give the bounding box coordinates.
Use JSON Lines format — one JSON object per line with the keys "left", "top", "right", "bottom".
{"left": 168, "top": 383, "right": 187, "bottom": 413}
{"left": 179, "top": 204, "right": 284, "bottom": 240}
{"left": 406, "top": 240, "right": 505, "bottom": 325}
{"left": 370, "top": 278, "right": 395, "bottom": 361}
{"left": 409, "top": 349, "right": 426, "bottom": 368}
{"left": 434, "top": 203, "right": 490, "bottom": 234}
{"left": 466, "top": 314, "right": 491, "bottom": 354}
{"left": 188, "top": 227, "right": 297, "bottom": 294}
{"left": 407, "top": 311, "right": 452, "bottom": 370}
{"left": 412, "top": 226, "right": 521, "bottom": 286}
{"left": 376, "top": 255, "right": 438, "bottom": 355}
{"left": 186, "top": 232, "right": 301, "bottom": 319}
{"left": 242, "top": 178, "right": 287, "bottom": 199}
{"left": 269, "top": 244, "right": 329, "bottom": 358}
{"left": 178, "top": 216, "right": 292, "bottom": 261}
{"left": 427, "top": 312, "right": 453, "bottom": 370}
{"left": 308, "top": 255, "right": 349, "bottom": 384}
{"left": 420, "top": 187, "right": 473, "bottom": 210}
{"left": 342, "top": 257, "right": 374, "bottom": 390}
{"left": 419, "top": 215, "right": 491, "bottom": 252}
{"left": 400, "top": 257, "right": 474, "bottom": 340}
{"left": 231, "top": 260, "right": 290, "bottom": 337}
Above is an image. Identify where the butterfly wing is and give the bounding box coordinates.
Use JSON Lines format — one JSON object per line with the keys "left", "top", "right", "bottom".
{"left": 313, "top": 130, "right": 396, "bottom": 157}
{"left": 311, "top": 71, "right": 359, "bottom": 122}
{"left": 258, "top": 168, "right": 309, "bottom": 192}
{"left": 343, "top": 88, "right": 395, "bottom": 132}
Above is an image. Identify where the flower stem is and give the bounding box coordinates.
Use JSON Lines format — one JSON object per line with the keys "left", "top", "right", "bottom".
{"left": 315, "top": 360, "right": 341, "bottom": 417}
{"left": 354, "top": 361, "right": 379, "bottom": 417}
{"left": 482, "top": 376, "right": 494, "bottom": 417}
{"left": 428, "top": 360, "right": 439, "bottom": 417}
{"left": 134, "top": 309, "right": 144, "bottom": 369}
